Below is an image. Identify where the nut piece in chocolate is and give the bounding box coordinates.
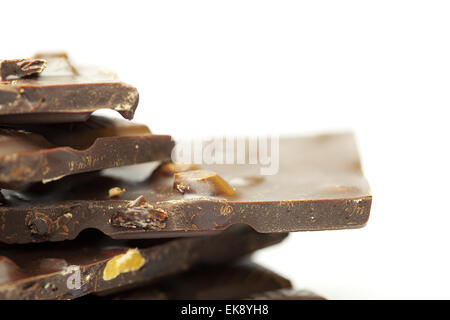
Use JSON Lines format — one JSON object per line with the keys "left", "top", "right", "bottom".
{"left": 174, "top": 169, "right": 236, "bottom": 196}
{"left": 110, "top": 196, "right": 168, "bottom": 230}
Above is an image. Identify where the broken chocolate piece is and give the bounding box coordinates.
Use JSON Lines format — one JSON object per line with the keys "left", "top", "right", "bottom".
{"left": 0, "top": 226, "right": 287, "bottom": 300}
{"left": 0, "top": 59, "right": 47, "bottom": 80}
{"left": 0, "top": 53, "right": 139, "bottom": 124}
{"left": 0, "top": 116, "right": 174, "bottom": 190}
{"left": 110, "top": 196, "right": 168, "bottom": 230}
{"left": 0, "top": 134, "right": 371, "bottom": 244}
{"left": 101, "top": 261, "right": 292, "bottom": 300}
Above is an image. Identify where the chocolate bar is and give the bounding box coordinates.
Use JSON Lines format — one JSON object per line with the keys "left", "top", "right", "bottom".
{"left": 0, "top": 53, "right": 139, "bottom": 124}
{"left": 100, "top": 261, "right": 292, "bottom": 300}
{"left": 0, "top": 226, "right": 287, "bottom": 300}
{"left": 0, "top": 116, "right": 174, "bottom": 190}
{"left": 0, "top": 134, "right": 371, "bottom": 244}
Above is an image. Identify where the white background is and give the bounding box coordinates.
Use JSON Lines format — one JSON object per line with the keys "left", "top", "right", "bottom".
{"left": 2, "top": 1, "right": 450, "bottom": 299}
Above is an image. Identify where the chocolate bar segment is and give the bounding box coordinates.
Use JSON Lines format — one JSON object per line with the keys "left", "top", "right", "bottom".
{"left": 0, "top": 134, "right": 371, "bottom": 244}
{"left": 0, "top": 226, "right": 287, "bottom": 300}
{"left": 0, "top": 116, "right": 174, "bottom": 190}
{"left": 0, "top": 59, "right": 47, "bottom": 80}
{"left": 0, "top": 53, "right": 139, "bottom": 124}
{"left": 99, "top": 261, "right": 292, "bottom": 300}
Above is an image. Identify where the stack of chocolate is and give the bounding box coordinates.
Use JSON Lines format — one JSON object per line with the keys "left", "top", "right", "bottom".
{"left": 0, "top": 54, "right": 372, "bottom": 300}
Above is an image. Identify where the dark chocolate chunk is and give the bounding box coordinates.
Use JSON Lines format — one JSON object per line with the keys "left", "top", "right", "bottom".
{"left": 0, "top": 134, "right": 371, "bottom": 244}
{"left": 0, "top": 116, "right": 174, "bottom": 190}
{"left": 100, "top": 260, "right": 292, "bottom": 300}
{"left": 0, "top": 53, "right": 139, "bottom": 124}
{"left": 0, "top": 226, "right": 287, "bottom": 300}
{"left": 0, "top": 59, "right": 47, "bottom": 80}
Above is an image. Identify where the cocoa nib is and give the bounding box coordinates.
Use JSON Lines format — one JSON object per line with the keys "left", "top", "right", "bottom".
{"left": 0, "top": 58, "right": 47, "bottom": 80}
{"left": 110, "top": 196, "right": 168, "bottom": 230}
